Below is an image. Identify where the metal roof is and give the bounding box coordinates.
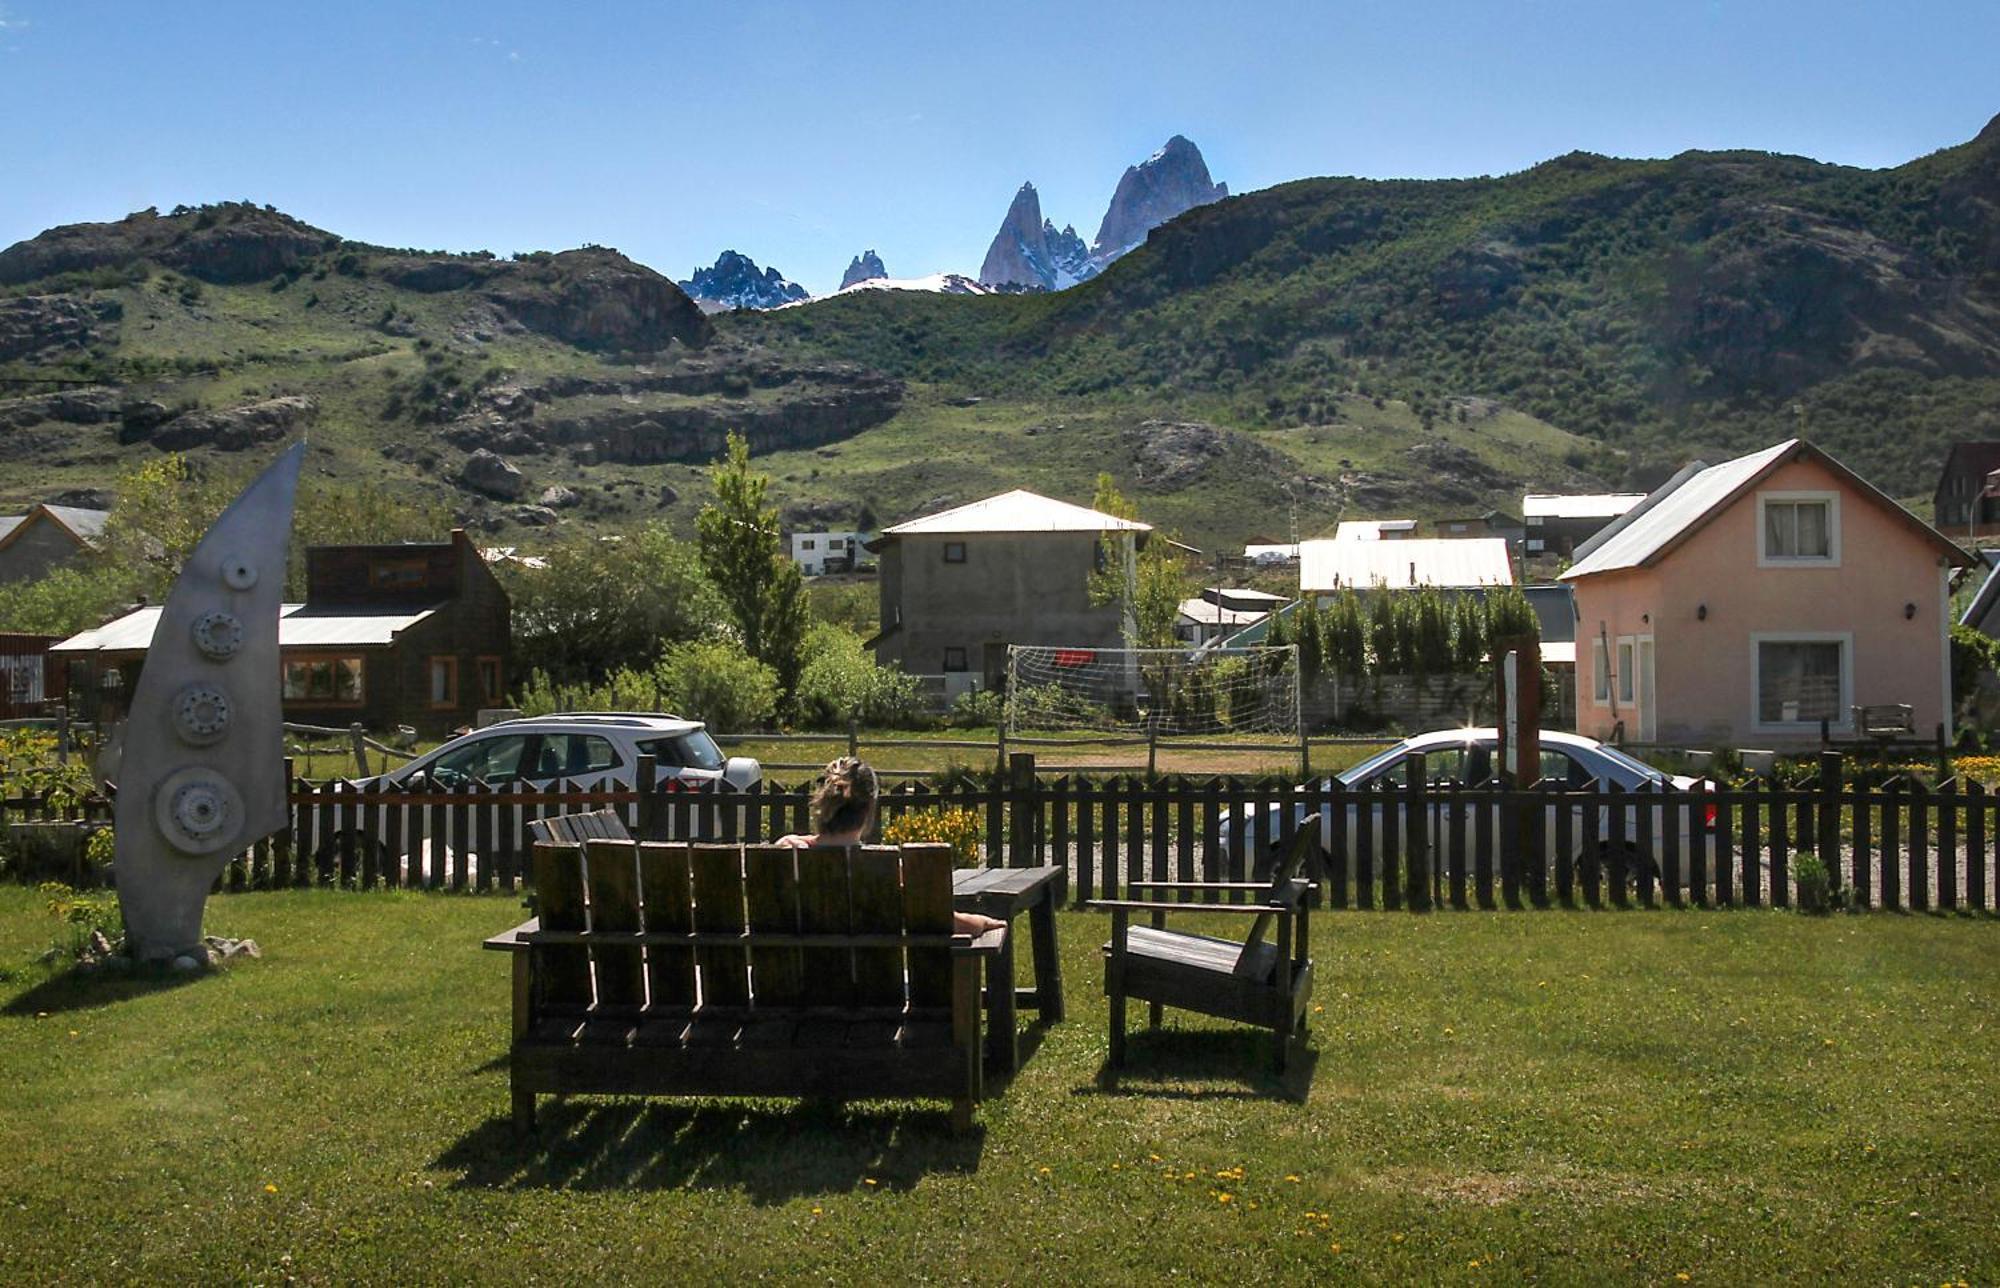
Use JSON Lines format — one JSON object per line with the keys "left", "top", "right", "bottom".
{"left": 1961, "top": 560, "right": 2000, "bottom": 630}
{"left": 880, "top": 489, "right": 1150, "bottom": 536}
{"left": 1332, "top": 518, "right": 1418, "bottom": 541}
{"left": 1560, "top": 441, "right": 1797, "bottom": 579}
{"left": 1521, "top": 493, "right": 1648, "bottom": 521}
{"left": 1177, "top": 598, "right": 1275, "bottom": 628}
{"left": 53, "top": 603, "right": 440, "bottom": 655}
{"left": 1300, "top": 537, "right": 1515, "bottom": 591}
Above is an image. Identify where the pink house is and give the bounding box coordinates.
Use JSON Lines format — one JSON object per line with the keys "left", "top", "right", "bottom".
{"left": 1561, "top": 439, "right": 1972, "bottom": 749}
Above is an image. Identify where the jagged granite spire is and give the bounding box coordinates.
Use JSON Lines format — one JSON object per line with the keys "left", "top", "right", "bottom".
{"left": 1091, "top": 135, "right": 1228, "bottom": 261}
{"left": 840, "top": 249, "right": 888, "bottom": 289}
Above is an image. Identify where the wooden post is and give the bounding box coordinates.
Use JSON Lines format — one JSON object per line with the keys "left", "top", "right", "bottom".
{"left": 55, "top": 704, "right": 69, "bottom": 765}
{"left": 1817, "top": 750, "right": 1842, "bottom": 887}
{"left": 1008, "top": 753, "right": 1036, "bottom": 868}
{"left": 348, "top": 723, "right": 371, "bottom": 779}
{"left": 634, "top": 754, "right": 658, "bottom": 841}
{"left": 1146, "top": 713, "right": 1159, "bottom": 779}
{"left": 1406, "top": 752, "right": 1431, "bottom": 910}
{"left": 847, "top": 718, "right": 860, "bottom": 762}
{"left": 1936, "top": 723, "right": 1950, "bottom": 783}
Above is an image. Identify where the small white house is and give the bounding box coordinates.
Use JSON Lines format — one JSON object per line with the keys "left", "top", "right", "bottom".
{"left": 790, "top": 531, "right": 870, "bottom": 577}
{"left": 1175, "top": 588, "right": 1288, "bottom": 645}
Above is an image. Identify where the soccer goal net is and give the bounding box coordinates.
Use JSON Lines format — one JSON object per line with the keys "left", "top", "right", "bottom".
{"left": 1004, "top": 645, "right": 1300, "bottom": 739}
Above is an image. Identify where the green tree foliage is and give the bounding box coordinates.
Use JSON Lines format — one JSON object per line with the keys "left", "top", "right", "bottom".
{"left": 1949, "top": 623, "right": 2000, "bottom": 709}
{"left": 1086, "top": 472, "right": 1196, "bottom": 650}
{"left": 1484, "top": 583, "right": 1542, "bottom": 643}
{"left": 0, "top": 564, "right": 130, "bottom": 636}
{"left": 1409, "top": 590, "right": 1455, "bottom": 678}
{"left": 697, "top": 431, "right": 807, "bottom": 700}
{"left": 1321, "top": 591, "right": 1368, "bottom": 677}
{"left": 503, "top": 523, "right": 723, "bottom": 686}
{"left": 792, "top": 623, "right": 922, "bottom": 728}
{"left": 654, "top": 638, "right": 780, "bottom": 731}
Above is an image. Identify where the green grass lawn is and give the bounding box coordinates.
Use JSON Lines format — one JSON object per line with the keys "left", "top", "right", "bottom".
{"left": 1, "top": 888, "right": 1995, "bottom": 1282}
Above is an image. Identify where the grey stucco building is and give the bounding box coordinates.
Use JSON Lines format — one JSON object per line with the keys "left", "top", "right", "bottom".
{"left": 0, "top": 504, "right": 108, "bottom": 583}
{"left": 868, "top": 489, "right": 1148, "bottom": 691}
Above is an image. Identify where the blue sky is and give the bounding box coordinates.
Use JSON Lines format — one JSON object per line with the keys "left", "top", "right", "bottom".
{"left": 2, "top": 1, "right": 1995, "bottom": 295}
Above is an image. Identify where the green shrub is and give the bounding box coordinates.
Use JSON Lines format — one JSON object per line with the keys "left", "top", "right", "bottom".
{"left": 792, "top": 624, "right": 922, "bottom": 729}
{"left": 949, "top": 688, "right": 1004, "bottom": 729}
{"left": 653, "top": 639, "right": 779, "bottom": 732}
{"left": 881, "top": 807, "right": 983, "bottom": 866}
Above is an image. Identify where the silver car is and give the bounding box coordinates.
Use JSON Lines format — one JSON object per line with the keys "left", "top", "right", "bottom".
{"left": 1221, "top": 728, "right": 1717, "bottom": 885}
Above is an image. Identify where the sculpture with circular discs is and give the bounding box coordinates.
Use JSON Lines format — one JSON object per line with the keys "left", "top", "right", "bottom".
{"left": 113, "top": 443, "right": 303, "bottom": 961}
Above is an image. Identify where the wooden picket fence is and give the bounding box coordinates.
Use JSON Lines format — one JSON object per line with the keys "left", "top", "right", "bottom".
{"left": 9, "top": 751, "right": 2000, "bottom": 912}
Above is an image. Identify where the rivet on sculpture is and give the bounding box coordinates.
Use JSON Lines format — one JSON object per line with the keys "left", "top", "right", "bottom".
{"left": 114, "top": 442, "right": 303, "bottom": 961}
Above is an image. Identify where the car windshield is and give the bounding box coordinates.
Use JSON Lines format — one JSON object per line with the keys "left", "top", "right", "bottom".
{"left": 1587, "top": 742, "right": 1667, "bottom": 783}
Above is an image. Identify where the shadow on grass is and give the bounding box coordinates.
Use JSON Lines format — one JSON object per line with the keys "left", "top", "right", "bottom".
{"left": 1081, "top": 1027, "right": 1318, "bottom": 1102}
{"left": 1, "top": 964, "right": 207, "bottom": 1017}
{"left": 434, "top": 1099, "right": 986, "bottom": 1203}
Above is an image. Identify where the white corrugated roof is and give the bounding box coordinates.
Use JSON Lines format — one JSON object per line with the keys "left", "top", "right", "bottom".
{"left": 53, "top": 603, "right": 439, "bottom": 655}
{"left": 882, "top": 489, "right": 1150, "bottom": 536}
{"left": 1301, "top": 537, "right": 1515, "bottom": 591}
{"left": 1177, "top": 598, "right": 1275, "bottom": 627}
{"left": 1561, "top": 441, "right": 1797, "bottom": 580}
{"left": 1333, "top": 519, "right": 1418, "bottom": 541}
{"left": 1522, "top": 493, "right": 1648, "bottom": 520}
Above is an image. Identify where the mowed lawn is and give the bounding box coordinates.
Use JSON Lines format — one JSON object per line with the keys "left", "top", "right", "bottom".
{"left": 0, "top": 889, "right": 1996, "bottom": 1283}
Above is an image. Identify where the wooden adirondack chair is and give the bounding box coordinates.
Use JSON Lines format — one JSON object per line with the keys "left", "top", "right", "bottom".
{"left": 1094, "top": 827, "right": 1319, "bottom": 1073}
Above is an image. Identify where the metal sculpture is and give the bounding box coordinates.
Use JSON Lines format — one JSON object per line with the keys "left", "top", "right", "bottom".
{"left": 115, "top": 443, "right": 303, "bottom": 961}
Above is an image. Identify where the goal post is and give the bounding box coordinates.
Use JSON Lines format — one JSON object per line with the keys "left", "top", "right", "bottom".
{"left": 1003, "top": 644, "right": 1302, "bottom": 744}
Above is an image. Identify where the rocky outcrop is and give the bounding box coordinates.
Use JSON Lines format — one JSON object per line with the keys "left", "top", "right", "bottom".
{"left": 677, "top": 251, "right": 810, "bottom": 313}
{"left": 0, "top": 204, "right": 336, "bottom": 286}
{"left": 460, "top": 449, "right": 525, "bottom": 499}
{"left": 1091, "top": 135, "right": 1227, "bottom": 261}
{"left": 477, "top": 249, "right": 711, "bottom": 353}
{"left": 840, "top": 250, "right": 888, "bottom": 289}
{"left": 978, "top": 184, "right": 1095, "bottom": 291}
{"left": 1120, "top": 419, "right": 1339, "bottom": 504}
{"left": 0, "top": 294, "right": 121, "bottom": 363}
{"left": 134, "top": 395, "right": 318, "bottom": 451}
{"left": 0, "top": 385, "right": 122, "bottom": 432}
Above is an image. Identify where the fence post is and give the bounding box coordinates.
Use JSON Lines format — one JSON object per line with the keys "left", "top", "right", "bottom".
{"left": 1008, "top": 752, "right": 1036, "bottom": 868}
{"left": 1817, "top": 750, "right": 1842, "bottom": 883}
{"left": 635, "top": 754, "right": 658, "bottom": 841}
{"left": 55, "top": 704, "right": 69, "bottom": 765}
{"left": 348, "top": 723, "right": 371, "bottom": 779}
{"left": 1936, "top": 723, "right": 1950, "bottom": 783}
{"left": 847, "top": 718, "right": 860, "bottom": 762}
{"left": 1406, "top": 752, "right": 1431, "bottom": 910}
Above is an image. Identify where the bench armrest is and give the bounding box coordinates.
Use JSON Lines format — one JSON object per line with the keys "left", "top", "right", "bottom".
{"left": 483, "top": 917, "right": 539, "bottom": 952}
{"left": 952, "top": 926, "right": 1007, "bottom": 957}
{"left": 1127, "top": 881, "right": 1281, "bottom": 891}
{"left": 1087, "top": 899, "right": 1285, "bottom": 915}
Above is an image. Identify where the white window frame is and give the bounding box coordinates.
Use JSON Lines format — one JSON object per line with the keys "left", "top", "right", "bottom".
{"left": 1756, "top": 490, "right": 1841, "bottom": 568}
{"left": 1590, "top": 637, "right": 1610, "bottom": 706}
{"left": 1749, "top": 631, "right": 1854, "bottom": 734}
{"left": 1615, "top": 636, "right": 1635, "bottom": 706}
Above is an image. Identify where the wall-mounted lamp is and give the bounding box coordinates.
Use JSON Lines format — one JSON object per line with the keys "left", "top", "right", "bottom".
{"left": 1641, "top": 613, "right": 1651, "bottom": 624}
{"left": 1904, "top": 602, "right": 1917, "bottom": 620}
{"left": 1697, "top": 603, "right": 1708, "bottom": 621}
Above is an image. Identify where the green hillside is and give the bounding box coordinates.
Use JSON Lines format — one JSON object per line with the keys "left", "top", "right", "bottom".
{"left": 2, "top": 112, "right": 1995, "bottom": 554}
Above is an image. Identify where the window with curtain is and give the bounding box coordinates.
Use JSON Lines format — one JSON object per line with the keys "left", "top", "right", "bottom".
{"left": 1763, "top": 499, "right": 1833, "bottom": 559}
{"left": 1757, "top": 640, "right": 1843, "bottom": 723}
{"left": 1592, "top": 639, "right": 1610, "bottom": 703}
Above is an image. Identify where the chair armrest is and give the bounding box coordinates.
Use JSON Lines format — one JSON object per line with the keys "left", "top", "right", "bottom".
{"left": 1127, "top": 881, "right": 1279, "bottom": 891}
{"left": 952, "top": 926, "right": 1007, "bottom": 957}
{"left": 483, "top": 917, "right": 539, "bottom": 952}
{"left": 1087, "top": 899, "right": 1285, "bottom": 915}
{"left": 1274, "top": 878, "right": 1313, "bottom": 908}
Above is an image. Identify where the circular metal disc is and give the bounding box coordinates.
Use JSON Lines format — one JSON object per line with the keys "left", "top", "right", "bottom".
{"left": 152, "top": 768, "right": 245, "bottom": 856}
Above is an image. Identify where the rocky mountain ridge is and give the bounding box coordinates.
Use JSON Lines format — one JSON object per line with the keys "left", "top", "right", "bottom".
{"left": 676, "top": 250, "right": 809, "bottom": 313}
{"left": 840, "top": 250, "right": 888, "bottom": 289}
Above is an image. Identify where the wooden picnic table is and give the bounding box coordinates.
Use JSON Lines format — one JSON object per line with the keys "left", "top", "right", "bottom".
{"left": 953, "top": 865, "right": 1067, "bottom": 1075}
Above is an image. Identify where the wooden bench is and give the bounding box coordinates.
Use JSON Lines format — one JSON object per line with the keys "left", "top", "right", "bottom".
{"left": 490, "top": 839, "right": 1006, "bottom": 1133}
{"left": 525, "top": 808, "right": 631, "bottom": 846}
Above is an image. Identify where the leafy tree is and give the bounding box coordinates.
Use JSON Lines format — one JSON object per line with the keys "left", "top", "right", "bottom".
{"left": 1321, "top": 591, "right": 1368, "bottom": 676}
{"left": 1086, "top": 472, "right": 1196, "bottom": 650}
{"left": 504, "top": 523, "right": 723, "bottom": 686}
{"left": 1484, "top": 583, "right": 1541, "bottom": 643}
{"left": 654, "top": 638, "right": 779, "bottom": 731}
{"left": 697, "top": 432, "right": 807, "bottom": 700}
{"left": 792, "top": 623, "right": 922, "bottom": 728}
{"left": 0, "top": 564, "right": 131, "bottom": 636}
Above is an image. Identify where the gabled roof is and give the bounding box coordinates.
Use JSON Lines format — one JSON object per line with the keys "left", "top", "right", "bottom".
{"left": 879, "top": 489, "right": 1150, "bottom": 536}
{"left": 0, "top": 503, "right": 110, "bottom": 554}
{"left": 1301, "top": 537, "right": 1514, "bottom": 591}
{"left": 1332, "top": 518, "right": 1418, "bottom": 541}
{"left": 52, "top": 603, "right": 440, "bottom": 655}
{"left": 1563, "top": 439, "right": 1972, "bottom": 581}
{"left": 1522, "top": 492, "right": 1647, "bottom": 521}
{"left": 1934, "top": 442, "right": 2000, "bottom": 504}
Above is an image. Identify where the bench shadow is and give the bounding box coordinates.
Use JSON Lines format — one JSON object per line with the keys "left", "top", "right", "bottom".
{"left": 2, "top": 965, "right": 206, "bottom": 1017}
{"left": 1079, "top": 1028, "right": 1318, "bottom": 1102}
{"left": 434, "top": 1099, "right": 986, "bottom": 1203}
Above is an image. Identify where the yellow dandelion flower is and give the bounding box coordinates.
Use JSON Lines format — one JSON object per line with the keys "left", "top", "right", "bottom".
{"left": 1284, "top": 1174, "right": 1301, "bottom": 1183}
{"left": 1148, "top": 1153, "right": 1162, "bottom": 1162}
{"left": 1823, "top": 1038, "right": 1836, "bottom": 1047}
{"left": 1185, "top": 1170, "right": 1197, "bottom": 1179}
{"left": 68, "top": 1030, "right": 79, "bottom": 1038}
{"left": 1391, "top": 1232, "right": 1405, "bottom": 1243}
{"left": 1215, "top": 1192, "right": 1233, "bottom": 1204}
{"left": 810, "top": 1206, "right": 822, "bottom": 1216}
{"left": 1247, "top": 1200, "right": 1259, "bottom": 1210}
{"left": 264, "top": 1184, "right": 278, "bottom": 1194}
{"left": 1330, "top": 1242, "right": 1342, "bottom": 1254}
{"left": 1468, "top": 1259, "right": 1480, "bottom": 1269}
{"left": 1037, "top": 1166, "right": 1051, "bottom": 1176}
{"left": 1444, "top": 1026, "right": 1455, "bottom": 1036}
{"left": 862, "top": 1178, "right": 878, "bottom": 1187}
{"left": 1676, "top": 1275, "right": 1691, "bottom": 1283}
{"left": 1110, "top": 1163, "right": 1121, "bottom": 1171}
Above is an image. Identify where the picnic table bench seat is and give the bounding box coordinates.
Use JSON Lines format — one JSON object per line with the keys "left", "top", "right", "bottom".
{"left": 493, "top": 838, "right": 1004, "bottom": 1133}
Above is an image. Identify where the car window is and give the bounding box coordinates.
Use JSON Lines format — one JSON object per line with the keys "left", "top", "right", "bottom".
{"left": 1539, "top": 749, "right": 1594, "bottom": 788}
{"left": 1588, "top": 742, "right": 1666, "bottom": 784}
{"left": 676, "top": 731, "right": 725, "bottom": 771}
{"left": 532, "top": 733, "right": 621, "bottom": 779}
{"left": 635, "top": 736, "right": 686, "bottom": 768}
{"left": 427, "top": 733, "right": 529, "bottom": 783}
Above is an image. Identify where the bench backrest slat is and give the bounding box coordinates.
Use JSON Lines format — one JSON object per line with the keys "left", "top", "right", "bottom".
{"left": 530, "top": 841, "right": 593, "bottom": 1010}
{"left": 901, "top": 843, "right": 954, "bottom": 1009}
{"left": 639, "top": 842, "right": 695, "bottom": 1007}
{"left": 848, "top": 846, "right": 906, "bottom": 1008}
{"left": 690, "top": 844, "right": 750, "bottom": 1007}
{"left": 795, "top": 848, "right": 856, "bottom": 1008}
{"left": 527, "top": 808, "right": 632, "bottom": 847}
{"left": 584, "top": 838, "right": 645, "bottom": 1009}
{"left": 744, "top": 845, "right": 806, "bottom": 1007}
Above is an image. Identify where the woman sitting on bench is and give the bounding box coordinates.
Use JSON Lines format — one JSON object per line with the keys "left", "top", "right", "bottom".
{"left": 777, "top": 757, "right": 1005, "bottom": 938}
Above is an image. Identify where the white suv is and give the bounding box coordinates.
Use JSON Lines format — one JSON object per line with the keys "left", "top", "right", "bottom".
{"left": 368, "top": 713, "right": 761, "bottom": 793}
